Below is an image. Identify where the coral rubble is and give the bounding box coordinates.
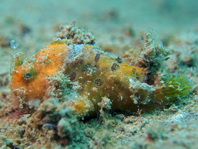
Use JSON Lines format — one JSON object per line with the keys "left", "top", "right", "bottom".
{"left": 0, "top": 23, "right": 195, "bottom": 148}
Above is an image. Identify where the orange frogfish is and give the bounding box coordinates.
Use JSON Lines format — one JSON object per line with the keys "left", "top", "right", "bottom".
{"left": 9, "top": 23, "right": 193, "bottom": 117}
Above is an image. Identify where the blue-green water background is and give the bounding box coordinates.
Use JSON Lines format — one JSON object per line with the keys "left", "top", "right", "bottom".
{"left": 1, "top": 0, "right": 198, "bottom": 36}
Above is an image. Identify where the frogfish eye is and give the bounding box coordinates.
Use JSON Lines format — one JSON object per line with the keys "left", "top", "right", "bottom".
{"left": 23, "top": 72, "right": 33, "bottom": 80}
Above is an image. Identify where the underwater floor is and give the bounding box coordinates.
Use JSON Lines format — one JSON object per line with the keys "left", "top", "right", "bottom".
{"left": 0, "top": 0, "right": 197, "bottom": 148}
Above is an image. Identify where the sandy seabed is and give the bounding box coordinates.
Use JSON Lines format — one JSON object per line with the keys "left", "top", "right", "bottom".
{"left": 0, "top": 0, "right": 197, "bottom": 148}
